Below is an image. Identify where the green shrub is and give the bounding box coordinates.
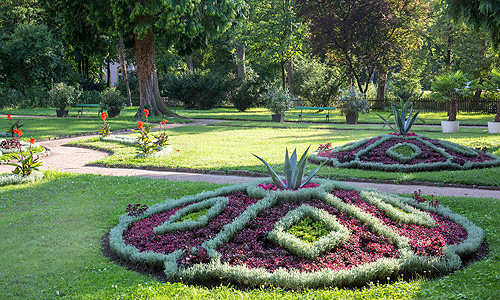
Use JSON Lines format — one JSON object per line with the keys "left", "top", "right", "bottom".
{"left": 100, "top": 87, "right": 125, "bottom": 114}
{"left": 117, "top": 70, "right": 139, "bottom": 100}
{"left": 162, "top": 72, "right": 232, "bottom": 110}
{"left": 293, "top": 56, "right": 342, "bottom": 107}
{"left": 49, "top": 82, "right": 80, "bottom": 110}
{"left": 231, "top": 78, "right": 266, "bottom": 112}
{"left": 262, "top": 86, "right": 296, "bottom": 115}
{"left": 336, "top": 86, "right": 370, "bottom": 116}
{"left": 79, "top": 90, "right": 101, "bottom": 104}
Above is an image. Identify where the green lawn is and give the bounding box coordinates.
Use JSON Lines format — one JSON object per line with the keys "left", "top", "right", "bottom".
{"left": 174, "top": 107, "right": 497, "bottom": 126}
{"left": 71, "top": 123, "right": 500, "bottom": 187}
{"left": 0, "top": 172, "right": 498, "bottom": 299}
{"left": 0, "top": 107, "right": 189, "bottom": 141}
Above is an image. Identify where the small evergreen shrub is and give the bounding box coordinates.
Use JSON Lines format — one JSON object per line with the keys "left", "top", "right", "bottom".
{"left": 162, "top": 72, "right": 232, "bottom": 110}
{"left": 231, "top": 78, "right": 265, "bottom": 112}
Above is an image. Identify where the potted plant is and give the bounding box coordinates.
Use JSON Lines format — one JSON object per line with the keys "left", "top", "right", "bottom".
{"left": 100, "top": 87, "right": 125, "bottom": 118}
{"left": 49, "top": 82, "right": 79, "bottom": 117}
{"left": 335, "top": 86, "right": 370, "bottom": 124}
{"left": 431, "top": 71, "right": 479, "bottom": 133}
{"left": 483, "top": 69, "right": 500, "bottom": 133}
{"left": 262, "top": 87, "right": 295, "bottom": 122}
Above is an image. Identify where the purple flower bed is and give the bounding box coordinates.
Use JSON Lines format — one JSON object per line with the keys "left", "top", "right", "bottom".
{"left": 331, "top": 190, "right": 467, "bottom": 257}
{"left": 217, "top": 197, "right": 400, "bottom": 273}
{"left": 312, "top": 134, "right": 500, "bottom": 171}
{"left": 123, "top": 192, "right": 260, "bottom": 267}
{"left": 257, "top": 182, "right": 320, "bottom": 191}
{"left": 122, "top": 188, "right": 468, "bottom": 273}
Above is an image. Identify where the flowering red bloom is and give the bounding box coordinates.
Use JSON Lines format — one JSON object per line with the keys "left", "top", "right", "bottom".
{"left": 101, "top": 112, "right": 108, "bottom": 121}
{"left": 176, "top": 149, "right": 181, "bottom": 152}
{"left": 144, "top": 109, "right": 149, "bottom": 117}
{"left": 29, "top": 137, "right": 35, "bottom": 144}
{"left": 13, "top": 129, "right": 23, "bottom": 136}
{"left": 7, "top": 114, "right": 12, "bottom": 120}
{"left": 137, "top": 121, "right": 145, "bottom": 130}
{"left": 162, "top": 119, "right": 168, "bottom": 124}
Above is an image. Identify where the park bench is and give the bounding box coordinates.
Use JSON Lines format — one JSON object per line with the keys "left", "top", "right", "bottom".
{"left": 75, "top": 104, "right": 102, "bottom": 117}
{"left": 293, "top": 107, "right": 337, "bottom": 122}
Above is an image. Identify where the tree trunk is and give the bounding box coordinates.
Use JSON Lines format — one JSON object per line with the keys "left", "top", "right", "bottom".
{"left": 376, "top": 69, "right": 387, "bottom": 109}
{"left": 106, "top": 59, "right": 111, "bottom": 87}
{"left": 448, "top": 97, "right": 457, "bottom": 121}
{"left": 185, "top": 55, "right": 193, "bottom": 72}
{"left": 118, "top": 38, "right": 132, "bottom": 106}
{"left": 134, "top": 32, "right": 179, "bottom": 117}
{"left": 281, "top": 61, "right": 286, "bottom": 90}
{"left": 287, "top": 58, "right": 293, "bottom": 95}
{"left": 473, "top": 89, "right": 482, "bottom": 102}
{"left": 236, "top": 46, "right": 246, "bottom": 80}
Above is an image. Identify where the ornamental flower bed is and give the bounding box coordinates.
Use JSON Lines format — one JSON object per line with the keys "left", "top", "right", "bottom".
{"left": 309, "top": 134, "right": 500, "bottom": 172}
{"left": 109, "top": 178, "right": 483, "bottom": 289}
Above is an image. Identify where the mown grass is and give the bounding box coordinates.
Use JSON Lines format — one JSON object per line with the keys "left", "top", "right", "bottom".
{"left": 174, "top": 107, "right": 497, "bottom": 126}
{"left": 0, "top": 172, "right": 498, "bottom": 299}
{"left": 0, "top": 108, "right": 189, "bottom": 142}
{"left": 71, "top": 123, "right": 500, "bottom": 186}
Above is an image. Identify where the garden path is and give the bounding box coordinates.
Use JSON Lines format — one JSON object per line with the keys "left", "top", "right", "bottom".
{"left": 0, "top": 118, "right": 498, "bottom": 199}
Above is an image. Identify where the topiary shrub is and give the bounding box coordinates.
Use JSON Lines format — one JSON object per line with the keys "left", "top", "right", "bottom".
{"left": 162, "top": 72, "right": 232, "bottom": 110}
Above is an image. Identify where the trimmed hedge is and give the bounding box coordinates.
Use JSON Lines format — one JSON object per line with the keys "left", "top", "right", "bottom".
{"left": 310, "top": 134, "right": 500, "bottom": 172}
{"left": 108, "top": 178, "right": 484, "bottom": 289}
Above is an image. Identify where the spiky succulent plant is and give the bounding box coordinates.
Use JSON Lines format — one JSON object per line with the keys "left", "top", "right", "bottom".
{"left": 376, "top": 101, "right": 420, "bottom": 136}
{"left": 253, "top": 146, "right": 328, "bottom": 190}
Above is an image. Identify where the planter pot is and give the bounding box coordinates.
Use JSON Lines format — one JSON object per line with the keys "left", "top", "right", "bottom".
{"left": 56, "top": 109, "right": 68, "bottom": 118}
{"left": 441, "top": 121, "right": 460, "bottom": 133}
{"left": 271, "top": 114, "right": 284, "bottom": 123}
{"left": 107, "top": 110, "right": 120, "bottom": 118}
{"left": 345, "top": 114, "right": 358, "bottom": 124}
{"left": 488, "top": 121, "right": 500, "bottom": 133}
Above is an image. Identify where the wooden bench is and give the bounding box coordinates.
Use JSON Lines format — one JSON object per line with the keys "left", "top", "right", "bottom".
{"left": 293, "top": 107, "right": 337, "bottom": 122}
{"left": 75, "top": 104, "right": 102, "bottom": 117}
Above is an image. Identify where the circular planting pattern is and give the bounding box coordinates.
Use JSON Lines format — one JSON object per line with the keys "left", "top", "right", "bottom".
{"left": 309, "top": 134, "right": 500, "bottom": 172}
{"left": 109, "top": 179, "right": 483, "bottom": 289}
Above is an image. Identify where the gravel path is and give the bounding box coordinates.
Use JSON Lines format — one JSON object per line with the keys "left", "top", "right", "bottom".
{"left": 1, "top": 118, "right": 499, "bottom": 199}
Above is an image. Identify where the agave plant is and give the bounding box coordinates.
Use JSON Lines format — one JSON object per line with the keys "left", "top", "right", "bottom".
{"left": 253, "top": 146, "right": 328, "bottom": 190}
{"left": 376, "top": 101, "right": 420, "bottom": 136}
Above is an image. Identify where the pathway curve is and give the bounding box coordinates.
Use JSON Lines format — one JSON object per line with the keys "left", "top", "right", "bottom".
{"left": 1, "top": 118, "right": 499, "bottom": 199}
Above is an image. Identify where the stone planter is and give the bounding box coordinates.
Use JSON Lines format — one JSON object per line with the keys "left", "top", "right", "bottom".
{"left": 488, "top": 121, "right": 500, "bottom": 134}
{"left": 345, "top": 114, "right": 358, "bottom": 124}
{"left": 56, "top": 109, "right": 69, "bottom": 118}
{"left": 441, "top": 121, "right": 460, "bottom": 133}
{"left": 271, "top": 113, "right": 284, "bottom": 123}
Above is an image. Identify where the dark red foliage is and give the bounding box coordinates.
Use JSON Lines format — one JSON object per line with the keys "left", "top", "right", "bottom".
{"left": 122, "top": 189, "right": 467, "bottom": 273}
{"left": 257, "top": 182, "right": 321, "bottom": 191}
{"left": 0, "top": 138, "right": 21, "bottom": 149}
{"left": 126, "top": 204, "right": 149, "bottom": 216}
{"left": 123, "top": 192, "right": 260, "bottom": 268}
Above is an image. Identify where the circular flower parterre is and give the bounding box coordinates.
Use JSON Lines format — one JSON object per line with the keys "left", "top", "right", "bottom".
{"left": 109, "top": 179, "right": 484, "bottom": 289}
{"left": 309, "top": 134, "right": 500, "bottom": 172}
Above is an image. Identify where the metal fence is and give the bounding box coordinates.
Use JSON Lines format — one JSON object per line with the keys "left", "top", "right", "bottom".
{"left": 367, "top": 97, "right": 499, "bottom": 113}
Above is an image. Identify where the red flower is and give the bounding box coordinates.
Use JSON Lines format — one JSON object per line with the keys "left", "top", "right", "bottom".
{"left": 162, "top": 119, "right": 168, "bottom": 124}
{"left": 144, "top": 109, "right": 149, "bottom": 118}
{"left": 7, "top": 114, "right": 12, "bottom": 120}
{"left": 29, "top": 137, "right": 35, "bottom": 144}
{"left": 176, "top": 149, "right": 181, "bottom": 152}
{"left": 137, "top": 121, "right": 145, "bottom": 130}
{"left": 101, "top": 112, "right": 108, "bottom": 121}
{"left": 13, "top": 129, "right": 23, "bottom": 136}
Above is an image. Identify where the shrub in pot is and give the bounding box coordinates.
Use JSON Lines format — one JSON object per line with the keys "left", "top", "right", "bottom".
{"left": 335, "top": 86, "right": 370, "bottom": 124}
{"left": 49, "top": 82, "right": 80, "bottom": 117}
{"left": 431, "top": 71, "right": 479, "bottom": 132}
{"left": 100, "top": 87, "right": 125, "bottom": 117}
{"left": 262, "top": 86, "right": 295, "bottom": 122}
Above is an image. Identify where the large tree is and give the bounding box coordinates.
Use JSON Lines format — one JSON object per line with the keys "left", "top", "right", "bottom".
{"left": 444, "top": 0, "right": 500, "bottom": 49}
{"left": 297, "top": 0, "right": 426, "bottom": 97}
{"left": 42, "top": 0, "right": 246, "bottom": 117}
